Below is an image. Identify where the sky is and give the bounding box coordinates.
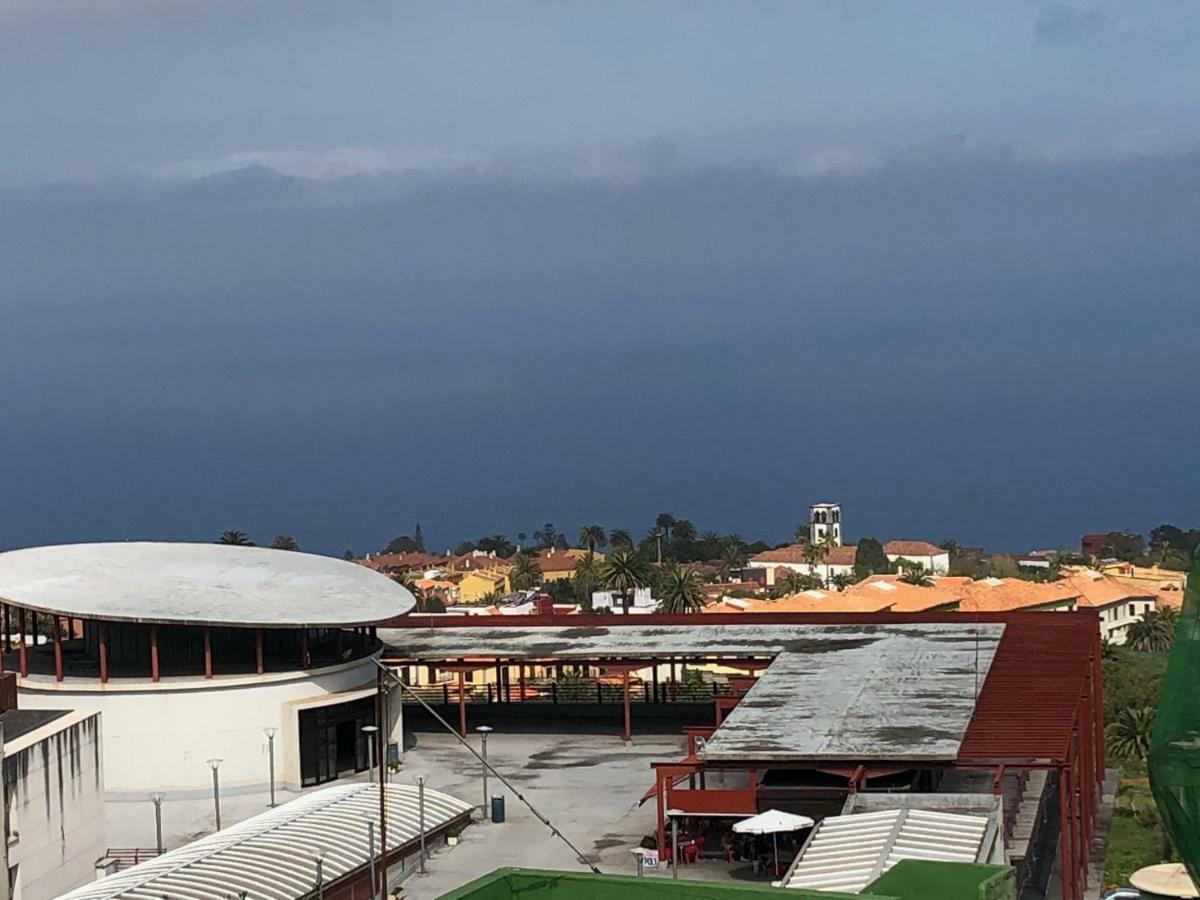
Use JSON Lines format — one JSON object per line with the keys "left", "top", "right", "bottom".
{"left": 2, "top": 1, "right": 1199, "bottom": 556}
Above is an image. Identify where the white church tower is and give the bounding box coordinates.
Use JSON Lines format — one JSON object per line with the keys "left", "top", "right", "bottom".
{"left": 809, "top": 502, "right": 842, "bottom": 546}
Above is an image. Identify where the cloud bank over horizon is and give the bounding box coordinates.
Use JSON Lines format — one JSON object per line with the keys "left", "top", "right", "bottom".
{"left": 3, "top": 147, "right": 1199, "bottom": 555}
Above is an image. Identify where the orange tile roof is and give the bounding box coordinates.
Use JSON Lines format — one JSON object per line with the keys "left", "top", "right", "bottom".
{"left": 749, "top": 544, "right": 857, "bottom": 566}
{"left": 451, "top": 554, "right": 515, "bottom": 573}
{"left": 1057, "top": 570, "right": 1156, "bottom": 608}
{"left": 536, "top": 549, "right": 585, "bottom": 572}
{"left": 883, "top": 540, "right": 945, "bottom": 557}
{"left": 703, "top": 590, "right": 891, "bottom": 614}
{"left": 956, "top": 577, "right": 1081, "bottom": 612}
{"left": 843, "top": 574, "right": 963, "bottom": 612}
{"left": 358, "top": 552, "right": 448, "bottom": 572}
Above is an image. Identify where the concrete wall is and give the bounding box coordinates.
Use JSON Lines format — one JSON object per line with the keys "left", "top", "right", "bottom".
{"left": 1100, "top": 597, "right": 1157, "bottom": 644}
{"left": 6, "top": 710, "right": 106, "bottom": 900}
{"left": 887, "top": 552, "right": 951, "bottom": 575}
{"left": 18, "top": 656, "right": 382, "bottom": 794}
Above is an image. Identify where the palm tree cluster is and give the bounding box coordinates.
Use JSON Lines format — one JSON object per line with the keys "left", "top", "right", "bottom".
{"left": 655, "top": 563, "right": 707, "bottom": 614}
{"left": 1126, "top": 607, "right": 1179, "bottom": 653}
{"left": 509, "top": 552, "right": 543, "bottom": 591}
{"left": 217, "top": 530, "right": 254, "bottom": 546}
{"left": 1106, "top": 706, "right": 1157, "bottom": 762}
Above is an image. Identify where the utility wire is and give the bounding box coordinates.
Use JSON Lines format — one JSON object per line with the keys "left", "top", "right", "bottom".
{"left": 372, "top": 658, "right": 602, "bottom": 875}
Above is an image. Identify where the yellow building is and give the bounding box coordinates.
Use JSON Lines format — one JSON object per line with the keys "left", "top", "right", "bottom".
{"left": 537, "top": 549, "right": 605, "bottom": 582}
{"left": 457, "top": 569, "right": 510, "bottom": 602}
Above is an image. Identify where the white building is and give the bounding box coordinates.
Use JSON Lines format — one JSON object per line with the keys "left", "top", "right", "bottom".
{"left": 591, "top": 587, "right": 655, "bottom": 614}
{"left": 3, "top": 707, "right": 106, "bottom": 900}
{"left": 884, "top": 541, "right": 951, "bottom": 575}
{"left": 0, "top": 543, "right": 415, "bottom": 795}
{"left": 809, "top": 503, "right": 843, "bottom": 546}
{"left": 747, "top": 545, "right": 858, "bottom": 588}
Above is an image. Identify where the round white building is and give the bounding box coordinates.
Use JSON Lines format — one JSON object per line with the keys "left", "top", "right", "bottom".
{"left": 0, "top": 542, "right": 415, "bottom": 795}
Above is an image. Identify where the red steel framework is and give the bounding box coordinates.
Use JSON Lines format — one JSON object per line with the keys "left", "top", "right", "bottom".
{"left": 385, "top": 610, "right": 1103, "bottom": 899}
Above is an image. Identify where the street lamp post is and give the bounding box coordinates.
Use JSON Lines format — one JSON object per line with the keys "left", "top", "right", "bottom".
{"left": 263, "top": 727, "right": 277, "bottom": 808}
{"left": 361, "top": 725, "right": 380, "bottom": 786}
{"left": 476, "top": 725, "right": 493, "bottom": 819}
{"left": 206, "top": 758, "right": 223, "bottom": 831}
{"left": 417, "top": 775, "right": 427, "bottom": 875}
{"left": 150, "top": 793, "right": 164, "bottom": 855}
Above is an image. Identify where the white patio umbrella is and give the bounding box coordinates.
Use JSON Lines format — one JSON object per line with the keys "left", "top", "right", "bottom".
{"left": 732, "top": 810, "right": 815, "bottom": 878}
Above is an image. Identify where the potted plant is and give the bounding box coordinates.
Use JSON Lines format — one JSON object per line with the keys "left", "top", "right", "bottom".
{"left": 445, "top": 827, "right": 462, "bottom": 847}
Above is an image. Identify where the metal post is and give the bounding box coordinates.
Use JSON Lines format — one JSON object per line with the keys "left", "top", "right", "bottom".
{"left": 362, "top": 725, "right": 379, "bottom": 786}
{"left": 671, "top": 817, "right": 679, "bottom": 879}
{"left": 314, "top": 855, "right": 324, "bottom": 900}
{"left": 417, "top": 775, "right": 427, "bottom": 875}
{"left": 151, "top": 793, "right": 164, "bottom": 855}
{"left": 367, "top": 821, "right": 377, "bottom": 900}
{"left": 0, "top": 722, "right": 9, "bottom": 900}
{"left": 207, "top": 758, "right": 223, "bottom": 831}
{"left": 264, "top": 728, "right": 277, "bottom": 807}
{"left": 477, "top": 725, "right": 493, "bottom": 818}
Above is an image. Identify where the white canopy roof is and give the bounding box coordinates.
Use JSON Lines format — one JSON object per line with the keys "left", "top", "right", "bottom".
{"left": 733, "top": 810, "right": 815, "bottom": 835}
{"left": 57, "top": 783, "right": 470, "bottom": 900}
{"left": 0, "top": 542, "right": 415, "bottom": 627}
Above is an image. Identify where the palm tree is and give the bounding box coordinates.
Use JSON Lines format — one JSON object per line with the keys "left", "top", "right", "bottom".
{"left": 1106, "top": 706, "right": 1157, "bottom": 762}
{"left": 939, "top": 539, "right": 961, "bottom": 558}
{"left": 657, "top": 563, "right": 706, "bottom": 614}
{"left": 609, "top": 528, "right": 633, "bottom": 549}
{"left": 719, "top": 542, "right": 748, "bottom": 582}
{"left": 794, "top": 523, "right": 811, "bottom": 542}
{"left": 830, "top": 572, "right": 854, "bottom": 592}
{"left": 655, "top": 512, "right": 677, "bottom": 540}
{"left": 510, "top": 553, "right": 542, "bottom": 591}
{"left": 1127, "top": 608, "right": 1177, "bottom": 653}
{"left": 700, "top": 531, "right": 723, "bottom": 559}
{"left": 218, "top": 530, "right": 254, "bottom": 546}
{"left": 671, "top": 519, "right": 697, "bottom": 543}
{"left": 394, "top": 572, "right": 426, "bottom": 610}
{"left": 602, "top": 548, "right": 647, "bottom": 613}
{"left": 578, "top": 525, "right": 607, "bottom": 557}
{"left": 270, "top": 535, "right": 300, "bottom": 551}
{"left": 779, "top": 569, "right": 817, "bottom": 594}
{"left": 898, "top": 562, "right": 933, "bottom": 586}
{"left": 573, "top": 554, "right": 601, "bottom": 607}
{"left": 801, "top": 541, "right": 828, "bottom": 584}
{"left": 516, "top": 531, "right": 527, "bottom": 550}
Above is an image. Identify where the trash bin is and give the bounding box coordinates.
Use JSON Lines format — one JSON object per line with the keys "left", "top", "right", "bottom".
{"left": 490, "top": 794, "right": 506, "bottom": 823}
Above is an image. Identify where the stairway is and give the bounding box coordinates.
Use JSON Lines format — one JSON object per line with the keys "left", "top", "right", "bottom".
{"left": 1007, "top": 769, "right": 1049, "bottom": 865}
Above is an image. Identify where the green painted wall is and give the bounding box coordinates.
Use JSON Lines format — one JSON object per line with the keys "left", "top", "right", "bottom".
{"left": 865, "top": 861, "right": 1016, "bottom": 900}
{"left": 437, "top": 869, "right": 879, "bottom": 900}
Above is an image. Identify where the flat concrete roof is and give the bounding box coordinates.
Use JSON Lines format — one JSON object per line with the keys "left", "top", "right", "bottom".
{"left": 382, "top": 621, "right": 895, "bottom": 659}
{"left": 0, "top": 542, "right": 415, "bottom": 627}
{"left": 700, "top": 623, "right": 1003, "bottom": 762}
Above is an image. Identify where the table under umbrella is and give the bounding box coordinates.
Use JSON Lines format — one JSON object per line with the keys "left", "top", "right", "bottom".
{"left": 732, "top": 809, "right": 815, "bottom": 878}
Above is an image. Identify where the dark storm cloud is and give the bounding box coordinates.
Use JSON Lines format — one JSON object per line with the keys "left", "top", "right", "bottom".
{"left": 1035, "top": 3, "right": 1107, "bottom": 43}
{"left": 2, "top": 149, "right": 1199, "bottom": 555}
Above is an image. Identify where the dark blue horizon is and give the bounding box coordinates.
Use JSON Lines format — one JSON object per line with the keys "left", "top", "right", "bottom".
{"left": 3, "top": 155, "right": 1198, "bottom": 558}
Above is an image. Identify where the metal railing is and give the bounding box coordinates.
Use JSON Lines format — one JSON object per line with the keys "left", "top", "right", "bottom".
{"left": 400, "top": 678, "right": 730, "bottom": 706}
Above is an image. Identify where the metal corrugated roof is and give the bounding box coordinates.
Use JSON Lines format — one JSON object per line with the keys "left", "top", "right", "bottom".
{"left": 699, "top": 623, "right": 1003, "bottom": 762}
{"left": 58, "top": 784, "right": 470, "bottom": 900}
{"left": 784, "top": 808, "right": 991, "bottom": 893}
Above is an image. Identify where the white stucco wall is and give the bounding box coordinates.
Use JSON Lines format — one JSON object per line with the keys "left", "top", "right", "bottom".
{"left": 6, "top": 710, "right": 106, "bottom": 900}
{"left": 17, "top": 656, "right": 384, "bottom": 794}
{"left": 886, "top": 552, "right": 951, "bottom": 575}
{"left": 1099, "top": 597, "right": 1157, "bottom": 645}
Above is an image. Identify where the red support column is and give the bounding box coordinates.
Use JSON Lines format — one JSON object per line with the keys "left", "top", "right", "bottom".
{"left": 1066, "top": 755, "right": 1078, "bottom": 900}
{"left": 98, "top": 622, "right": 108, "bottom": 684}
{"left": 150, "top": 625, "right": 160, "bottom": 682}
{"left": 496, "top": 662, "right": 504, "bottom": 701}
{"left": 255, "top": 629, "right": 264, "bottom": 675}
{"left": 519, "top": 665, "right": 526, "bottom": 702}
{"left": 31, "top": 611, "right": 37, "bottom": 645}
{"left": 53, "top": 616, "right": 63, "bottom": 682}
{"left": 670, "top": 658, "right": 678, "bottom": 701}
{"left": 1092, "top": 640, "right": 1106, "bottom": 785}
{"left": 622, "top": 669, "right": 632, "bottom": 742}
{"left": 1059, "top": 764, "right": 1072, "bottom": 900}
{"left": 2, "top": 604, "right": 9, "bottom": 652}
{"left": 336, "top": 629, "right": 344, "bottom": 659}
{"left": 457, "top": 670, "right": 467, "bottom": 737}
{"left": 17, "top": 609, "right": 26, "bottom": 678}
{"left": 655, "top": 768, "right": 667, "bottom": 858}
{"left": 203, "top": 627, "right": 213, "bottom": 679}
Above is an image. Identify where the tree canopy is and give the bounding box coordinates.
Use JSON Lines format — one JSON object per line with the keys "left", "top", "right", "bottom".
{"left": 218, "top": 530, "right": 254, "bottom": 546}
